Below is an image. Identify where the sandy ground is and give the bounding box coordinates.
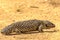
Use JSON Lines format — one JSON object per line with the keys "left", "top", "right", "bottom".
{"left": 0, "top": 0, "right": 60, "bottom": 40}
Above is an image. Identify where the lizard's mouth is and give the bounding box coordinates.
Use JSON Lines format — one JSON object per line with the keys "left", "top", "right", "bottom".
{"left": 46, "top": 24, "right": 55, "bottom": 29}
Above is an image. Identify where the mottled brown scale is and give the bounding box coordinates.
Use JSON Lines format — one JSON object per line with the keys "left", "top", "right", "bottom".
{"left": 1, "top": 19, "right": 55, "bottom": 35}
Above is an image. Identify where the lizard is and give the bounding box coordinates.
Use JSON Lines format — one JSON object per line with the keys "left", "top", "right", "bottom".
{"left": 1, "top": 19, "right": 55, "bottom": 35}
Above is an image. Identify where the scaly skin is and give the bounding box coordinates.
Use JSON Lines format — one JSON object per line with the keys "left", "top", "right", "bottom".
{"left": 1, "top": 19, "right": 55, "bottom": 35}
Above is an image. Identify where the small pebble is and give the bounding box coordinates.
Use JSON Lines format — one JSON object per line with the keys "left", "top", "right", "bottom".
{"left": 30, "top": 6, "right": 39, "bottom": 8}
{"left": 16, "top": 9, "right": 21, "bottom": 12}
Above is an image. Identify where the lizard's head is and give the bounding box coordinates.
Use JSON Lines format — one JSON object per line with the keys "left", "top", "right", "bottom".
{"left": 1, "top": 25, "right": 13, "bottom": 35}
{"left": 43, "top": 20, "right": 55, "bottom": 29}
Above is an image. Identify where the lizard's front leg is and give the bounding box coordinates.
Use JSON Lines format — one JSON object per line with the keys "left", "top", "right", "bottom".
{"left": 38, "top": 24, "right": 44, "bottom": 32}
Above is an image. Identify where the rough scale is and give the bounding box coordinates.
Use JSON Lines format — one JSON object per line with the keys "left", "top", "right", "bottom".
{"left": 1, "top": 19, "right": 55, "bottom": 35}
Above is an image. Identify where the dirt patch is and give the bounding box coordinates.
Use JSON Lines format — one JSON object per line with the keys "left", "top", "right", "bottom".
{"left": 0, "top": 0, "right": 60, "bottom": 40}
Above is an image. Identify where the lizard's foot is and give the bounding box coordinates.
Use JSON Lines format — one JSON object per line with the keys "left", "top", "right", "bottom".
{"left": 38, "top": 29, "right": 43, "bottom": 33}
{"left": 16, "top": 31, "right": 21, "bottom": 34}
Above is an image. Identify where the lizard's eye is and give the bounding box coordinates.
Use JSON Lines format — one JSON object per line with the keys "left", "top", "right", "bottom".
{"left": 46, "top": 24, "right": 48, "bottom": 27}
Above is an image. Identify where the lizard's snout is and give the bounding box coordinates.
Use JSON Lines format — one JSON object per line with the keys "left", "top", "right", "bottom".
{"left": 46, "top": 24, "right": 55, "bottom": 28}
{"left": 52, "top": 24, "right": 55, "bottom": 27}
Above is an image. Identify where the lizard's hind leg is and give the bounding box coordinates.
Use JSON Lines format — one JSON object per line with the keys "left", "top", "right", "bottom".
{"left": 12, "top": 28, "right": 21, "bottom": 34}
